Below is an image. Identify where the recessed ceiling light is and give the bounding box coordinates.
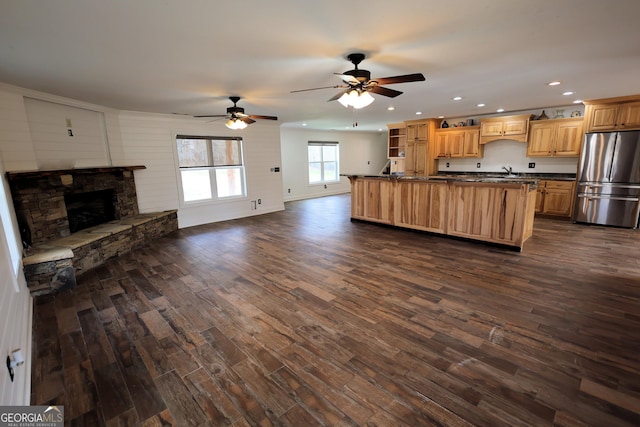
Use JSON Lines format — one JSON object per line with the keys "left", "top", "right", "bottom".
{"left": 476, "top": 103, "right": 485, "bottom": 107}
{"left": 548, "top": 81, "right": 561, "bottom": 86}
{"left": 416, "top": 111, "right": 422, "bottom": 115}
{"left": 302, "top": 123, "right": 307, "bottom": 126}
{"left": 387, "top": 106, "right": 395, "bottom": 111}
{"left": 438, "top": 115, "right": 445, "bottom": 119}
{"left": 452, "top": 96, "right": 463, "bottom": 101}
{"left": 573, "top": 99, "right": 583, "bottom": 104}
{"left": 562, "top": 91, "right": 575, "bottom": 96}
{"left": 496, "top": 108, "right": 505, "bottom": 113}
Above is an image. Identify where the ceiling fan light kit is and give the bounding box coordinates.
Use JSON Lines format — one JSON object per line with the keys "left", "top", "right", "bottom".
{"left": 292, "top": 53, "right": 425, "bottom": 110}
{"left": 195, "top": 96, "right": 277, "bottom": 130}
{"left": 337, "top": 89, "right": 375, "bottom": 109}
{"left": 225, "top": 118, "right": 248, "bottom": 130}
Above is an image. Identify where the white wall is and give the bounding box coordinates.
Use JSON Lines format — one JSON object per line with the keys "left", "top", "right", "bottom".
{"left": 0, "top": 159, "right": 32, "bottom": 405}
{"left": 280, "top": 127, "right": 388, "bottom": 201}
{"left": 118, "top": 111, "right": 284, "bottom": 228}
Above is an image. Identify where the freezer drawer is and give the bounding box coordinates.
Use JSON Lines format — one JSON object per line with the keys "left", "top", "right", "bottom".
{"left": 573, "top": 194, "right": 640, "bottom": 228}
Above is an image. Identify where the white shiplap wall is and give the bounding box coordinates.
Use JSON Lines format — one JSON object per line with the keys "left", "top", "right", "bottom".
{"left": 0, "top": 166, "right": 32, "bottom": 405}
{"left": 117, "top": 111, "right": 284, "bottom": 228}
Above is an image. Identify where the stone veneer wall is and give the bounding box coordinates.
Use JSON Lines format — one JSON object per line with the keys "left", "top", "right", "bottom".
{"left": 6, "top": 166, "right": 145, "bottom": 246}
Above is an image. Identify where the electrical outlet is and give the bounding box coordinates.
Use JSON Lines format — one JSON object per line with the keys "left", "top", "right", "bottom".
{"left": 446, "top": 162, "right": 450, "bottom": 168}
{"left": 528, "top": 162, "right": 536, "bottom": 168}
{"left": 257, "top": 198, "right": 262, "bottom": 204}
{"left": 288, "top": 188, "right": 291, "bottom": 193}
{"left": 67, "top": 129, "right": 74, "bottom": 137}
{"left": 476, "top": 162, "right": 481, "bottom": 168}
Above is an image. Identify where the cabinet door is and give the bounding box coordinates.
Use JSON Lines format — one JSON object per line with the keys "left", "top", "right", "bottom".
{"left": 462, "top": 130, "right": 481, "bottom": 157}
{"left": 480, "top": 121, "right": 503, "bottom": 137}
{"left": 413, "top": 141, "right": 428, "bottom": 175}
{"left": 448, "top": 132, "right": 465, "bottom": 158}
{"left": 364, "top": 179, "right": 393, "bottom": 223}
{"left": 587, "top": 103, "right": 620, "bottom": 132}
{"left": 404, "top": 141, "right": 416, "bottom": 175}
{"left": 541, "top": 181, "right": 575, "bottom": 217}
{"left": 555, "top": 120, "right": 583, "bottom": 156}
{"left": 503, "top": 118, "right": 528, "bottom": 136}
{"left": 395, "top": 181, "right": 447, "bottom": 232}
{"left": 618, "top": 101, "right": 640, "bottom": 130}
{"left": 434, "top": 132, "right": 449, "bottom": 158}
{"left": 527, "top": 122, "right": 555, "bottom": 156}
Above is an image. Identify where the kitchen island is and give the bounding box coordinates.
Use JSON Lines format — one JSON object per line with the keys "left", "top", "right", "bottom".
{"left": 345, "top": 174, "right": 538, "bottom": 251}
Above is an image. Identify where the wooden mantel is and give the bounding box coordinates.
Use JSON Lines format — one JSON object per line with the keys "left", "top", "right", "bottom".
{"left": 5, "top": 165, "right": 146, "bottom": 181}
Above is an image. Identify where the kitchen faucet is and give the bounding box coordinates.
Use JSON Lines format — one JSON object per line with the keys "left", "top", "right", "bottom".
{"left": 502, "top": 166, "right": 513, "bottom": 175}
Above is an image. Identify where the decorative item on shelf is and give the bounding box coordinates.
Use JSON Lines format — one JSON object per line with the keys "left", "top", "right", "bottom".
{"left": 451, "top": 124, "right": 458, "bottom": 128}
{"left": 554, "top": 109, "right": 565, "bottom": 119}
{"left": 536, "top": 110, "right": 549, "bottom": 120}
{"left": 458, "top": 122, "right": 465, "bottom": 127}
{"left": 571, "top": 110, "right": 581, "bottom": 117}
{"left": 466, "top": 118, "right": 474, "bottom": 126}
{"left": 441, "top": 120, "right": 449, "bottom": 128}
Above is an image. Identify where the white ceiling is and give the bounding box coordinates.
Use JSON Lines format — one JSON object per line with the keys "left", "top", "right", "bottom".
{"left": 1, "top": 0, "right": 640, "bottom": 131}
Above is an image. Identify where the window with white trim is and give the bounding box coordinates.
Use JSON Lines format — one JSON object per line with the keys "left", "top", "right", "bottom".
{"left": 308, "top": 141, "right": 339, "bottom": 184}
{"left": 176, "top": 135, "right": 246, "bottom": 203}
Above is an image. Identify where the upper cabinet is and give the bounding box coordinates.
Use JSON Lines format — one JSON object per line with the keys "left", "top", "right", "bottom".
{"left": 583, "top": 95, "right": 640, "bottom": 132}
{"left": 434, "top": 127, "right": 482, "bottom": 158}
{"left": 480, "top": 114, "right": 533, "bottom": 144}
{"left": 387, "top": 123, "right": 406, "bottom": 159}
{"left": 403, "top": 119, "right": 437, "bottom": 176}
{"left": 527, "top": 117, "right": 584, "bottom": 157}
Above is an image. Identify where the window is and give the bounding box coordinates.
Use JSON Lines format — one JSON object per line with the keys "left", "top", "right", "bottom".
{"left": 176, "top": 135, "right": 246, "bottom": 203}
{"left": 308, "top": 141, "right": 339, "bottom": 184}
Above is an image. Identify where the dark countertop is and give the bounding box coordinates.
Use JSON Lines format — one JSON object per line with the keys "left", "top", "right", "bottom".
{"left": 342, "top": 172, "right": 575, "bottom": 185}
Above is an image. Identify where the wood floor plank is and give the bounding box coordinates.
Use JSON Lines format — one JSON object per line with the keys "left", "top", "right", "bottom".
{"left": 30, "top": 194, "right": 640, "bottom": 426}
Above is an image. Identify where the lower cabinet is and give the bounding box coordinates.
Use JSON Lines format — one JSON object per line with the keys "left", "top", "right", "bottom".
{"left": 447, "top": 182, "right": 536, "bottom": 247}
{"left": 535, "top": 180, "right": 575, "bottom": 217}
{"left": 348, "top": 177, "right": 537, "bottom": 250}
{"left": 350, "top": 178, "right": 393, "bottom": 224}
{"left": 395, "top": 181, "right": 447, "bottom": 233}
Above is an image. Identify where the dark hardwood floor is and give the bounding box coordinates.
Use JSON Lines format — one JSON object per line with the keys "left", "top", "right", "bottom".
{"left": 31, "top": 194, "right": 640, "bottom": 426}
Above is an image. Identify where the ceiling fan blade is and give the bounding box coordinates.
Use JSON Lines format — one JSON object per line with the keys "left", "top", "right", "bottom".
{"left": 369, "top": 86, "right": 403, "bottom": 98}
{"left": 335, "top": 73, "right": 360, "bottom": 85}
{"left": 291, "top": 85, "right": 343, "bottom": 93}
{"left": 248, "top": 114, "right": 278, "bottom": 121}
{"left": 194, "top": 114, "right": 227, "bottom": 118}
{"left": 373, "top": 73, "right": 426, "bottom": 85}
{"left": 240, "top": 117, "right": 256, "bottom": 124}
{"left": 328, "top": 90, "right": 347, "bottom": 102}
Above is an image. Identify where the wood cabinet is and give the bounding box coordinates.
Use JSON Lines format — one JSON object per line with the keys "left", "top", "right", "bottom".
{"left": 448, "top": 181, "right": 536, "bottom": 248}
{"left": 535, "top": 180, "right": 575, "bottom": 217}
{"left": 403, "top": 119, "right": 437, "bottom": 176}
{"left": 349, "top": 177, "right": 393, "bottom": 224}
{"left": 584, "top": 96, "right": 640, "bottom": 132}
{"left": 347, "top": 176, "right": 537, "bottom": 250}
{"left": 387, "top": 123, "right": 406, "bottom": 159}
{"left": 480, "top": 114, "right": 533, "bottom": 144}
{"left": 526, "top": 117, "right": 584, "bottom": 157}
{"left": 395, "top": 180, "right": 447, "bottom": 233}
{"left": 435, "top": 126, "right": 482, "bottom": 158}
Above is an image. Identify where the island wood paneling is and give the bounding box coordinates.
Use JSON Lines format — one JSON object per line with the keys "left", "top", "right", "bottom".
{"left": 30, "top": 194, "right": 640, "bottom": 426}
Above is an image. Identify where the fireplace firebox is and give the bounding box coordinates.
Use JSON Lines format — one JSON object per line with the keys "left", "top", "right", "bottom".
{"left": 65, "top": 189, "right": 117, "bottom": 233}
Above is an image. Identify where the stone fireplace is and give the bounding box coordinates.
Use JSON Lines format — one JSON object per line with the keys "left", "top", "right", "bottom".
{"left": 7, "top": 166, "right": 145, "bottom": 247}
{"left": 6, "top": 166, "right": 178, "bottom": 295}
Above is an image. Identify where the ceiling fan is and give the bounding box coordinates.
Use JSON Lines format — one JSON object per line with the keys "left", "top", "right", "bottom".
{"left": 291, "top": 53, "right": 426, "bottom": 109}
{"left": 195, "top": 96, "right": 278, "bottom": 129}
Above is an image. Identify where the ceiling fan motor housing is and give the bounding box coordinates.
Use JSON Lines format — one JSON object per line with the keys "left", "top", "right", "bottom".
{"left": 344, "top": 69, "right": 371, "bottom": 83}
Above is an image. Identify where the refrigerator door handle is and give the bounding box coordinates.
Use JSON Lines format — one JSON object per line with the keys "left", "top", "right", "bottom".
{"left": 578, "top": 195, "right": 640, "bottom": 202}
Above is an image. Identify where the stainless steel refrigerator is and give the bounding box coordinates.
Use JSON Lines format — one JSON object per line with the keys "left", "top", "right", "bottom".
{"left": 573, "top": 131, "right": 640, "bottom": 228}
